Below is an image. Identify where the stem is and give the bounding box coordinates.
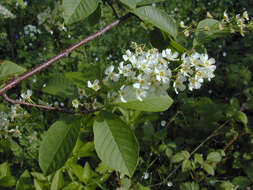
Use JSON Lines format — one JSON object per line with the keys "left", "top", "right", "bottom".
{"left": 1, "top": 93, "right": 102, "bottom": 114}
{"left": 0, "top": 13, "right": 131, "bottom": 95}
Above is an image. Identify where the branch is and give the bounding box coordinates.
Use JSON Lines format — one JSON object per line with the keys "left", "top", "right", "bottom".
{"left": 0, "top": 13, "right": 131, "bottom": 95}
{"left": 1, "top": 93, "right": 102, "bottom": 115}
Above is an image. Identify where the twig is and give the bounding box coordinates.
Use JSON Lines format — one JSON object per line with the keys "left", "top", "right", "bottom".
{"left": 0, "top": 13, "right": 131, "bottom": 95}
{"left": 1, "top": 93, "right": 102, "bottom": 115}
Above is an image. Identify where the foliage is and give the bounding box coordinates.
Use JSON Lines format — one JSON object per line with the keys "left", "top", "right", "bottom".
{"left": 0, "top": 0, "right": 253, "bottom": 189}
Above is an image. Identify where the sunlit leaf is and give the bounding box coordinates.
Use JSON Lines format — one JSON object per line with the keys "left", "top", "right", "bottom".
{"left": 93, "top": 111, "right": 139, "bottom": 176}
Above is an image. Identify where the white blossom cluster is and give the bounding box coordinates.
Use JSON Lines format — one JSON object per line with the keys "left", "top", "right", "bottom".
{"left": 37, "top": 2, "right": 66, "bottom": 33}
{"left": 24, "top": 25, "right": 41, "bottom": 39}
{"left": 222, "top": 11, "right": 252, "bottom": 37}
{"left": 88, "top": 43, "right": 216, "bottom": 103}
{"left": 0, "top": 110, "right": 21, "bottom": 139}
{"left": 181, "top": 10, "right": 252, "bottom": 38}
{"left": 0, "top": 4, "right": 15, "bottom": 19}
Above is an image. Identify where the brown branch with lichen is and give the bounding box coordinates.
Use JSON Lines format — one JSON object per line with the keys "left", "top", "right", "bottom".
{"left": 0, "top": 14, "right": 131, "bottom": 113}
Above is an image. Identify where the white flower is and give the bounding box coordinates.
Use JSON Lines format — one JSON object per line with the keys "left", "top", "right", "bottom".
{"left": 136, "top": 88, "right": 147, "bottom": 101}
{"left": 78, "top": 88, "right": 86, "bottom": 98}
{"left": 243, "top": 11, "right": 249, "bottom": 21}
{"left": 72, "top": 99, "right": 79, "bottom": 109}
{"left": 184, "top": 30, "right": 190, "bottom": 37}
{"left": 180, "top": 21, "right": 186, "bottom": 28}
{"left": 167, "top": 181, "right": 173, "bottom": 187}
{"left": 162, "top": 49, "right": 179, "bottom": 61}
{"left": 143, "top": 172, "right": 149, "bottom": 180}
{"left": 223, "top": 11, "right": 229, "bottom": 22}
{"left": 206, "top": 12, "right": 213, "bottom": 18}
{"left": 105, "top": 65, "right": 120, "bottom": 82}
{"left": 88, "top": 80, "right": 100, "bottom": 91}
{"left": 180, "top": 62, "right": 193, "bottom": 77}
{"left": 119, "top": 85, "right": 127, "bottom": 103}
{"left": 190, "top": 53, "right": 202, "bottom": 68}
{"left": 173, "top": 74, "right": 186, "bottom": 94}
{"left": 10, "top": 105, "right": 18, "bottom": 121}
{"left": 137, "top": 58, "right": 152, "bottom": 74}
{"left": 0, "top": 5, "right": 15, "bottom": 18}
{"left": 154, "top": 66, "right": 171, "bottom": 84}
{"left": 133, "top": 74, "right": 150, "bottom": 90}
{"left": 199, "top": 54, "right": 216, "bottom": 69}
{"left": 123, "top": 50, "right": 134, "bottom": 61}
{"left": 201, "top": 67, "right": 216, "bottom": 81}
{"left": 118, "top": 62, "right": 132, "bottom": 77}
{"left": 188, "top": 77, "right": 202, "bottom": 91}
{"left": 240, "top": 27, "right": 245, "bottom": 37}
{"left": 161, "top": 120, "right": 166, "bottom": 127}
{"left": 195, "top": 70, "right": 204, "bottom": 83}
{"left": 21, "top": 89, "right": 33, "bottom": 100}
{"left": 236, "top": 14, "right": 245, "bottom": 28}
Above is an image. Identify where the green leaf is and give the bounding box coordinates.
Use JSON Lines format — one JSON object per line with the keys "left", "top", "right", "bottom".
{"left": 168, "top": 39, "right": 188, "bottom": 54}
{"left": 63, "top": 0, "right": 99, "bottom": 25}
{"left": 149, "top": 28, "right": 170, "bottom": 50}
{"left": 137, "top": 0, "right": 165, "bottom": 6}
{"left": 172, "top": 151, "right": 190, "bottom": 163}
{"left": 78, "top": 142, "right": 95, "bottom": 157}
{"left": 114, "top": 87, "right": 173, "bottom": 112}
{"left": 71, "top": 164, "right": 85, "bottom": 183}
{"left": 93, "top": 111, "right": 139, "bottom": 177}
{"left": 206, "top": 152, "right": 222, "bottom": 163}
{"left": 31, "top": 172, "right": 47, "bottom": 181}
{"left": 65, "top": 72, "right": 88, "bottom": 89}
{"left": 182, "top": 160, "right": 192, "bottom": 172}
{"left": 121, "top": 178, "right": 132, "bottom": 188}
{"left": 16, "top": 170, "right": 34, "bottom": 190}
{"left": 234, "top": 111, "right": 248, "bottom": 126}
{"left": 42, "top": 74, "right": 78, "bottom": 98}
{"left": 135, "top": 183, "right": 151, "bottom": 190}
{"left": 243, "top": 162, "right": 253, "bottom": 181}
{"left": 217, "top": 181, "right": 234, "bottom": 190}
{"left": 39, "top": 116, "right": 81, "bottom": 175}
{"left": 0, "top": 60, "right": 26, "bottom": 81}
{"left": 194, "top": 19, "right": 224, "bottom": 46}
{"left": 0, "top": 176, "right": 16, "bottom": 187}
{"left": 62, "top": 182, "right": 85, "bottom": 190}
{"left": 88, "top": 4, "right": 101, "bottom": 26}
{"left": 51, "top": 170, "right": 64, "bottom": 190}
{"left": 119, "top": 0, "right": 142, "bottom": 9}
{"left": 232, "top": 176, "right": 251, "bottom": 189}
{"left": 194, "top": 154, "right": 204, "bottom": 165}
{"left": 180, "top": 182, "right": 199, "bottom": 190}
{"left": 0, "top": 162, "right": 11, "bottom": 178}
{"left": 203, "top": 163, "right": 214, "bottom": 176}
{"left": 245, "top": 100, "right": 253, "bottom": 110}
{"left": 34, "top": 179, "right": 44, "bottom": 190}
{"left": 16, "top": 0, "right": 26, "bottom": 8}
{"left": 83, "top": 162, "right": 97, "bottom": 184}
{"left": 132, "top": 6, "right": 177, "bottom": 38}
{"left": 73, "top": 138, "right": 95, "bottom": 158}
